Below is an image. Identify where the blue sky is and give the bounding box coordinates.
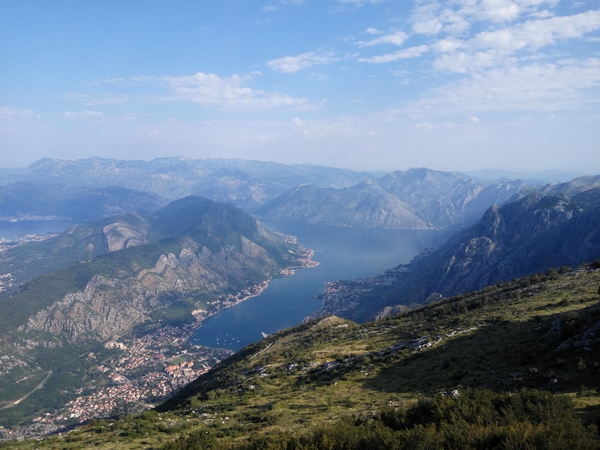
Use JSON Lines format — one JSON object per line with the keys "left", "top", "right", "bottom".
{"left": 1, "top": 0, "right": 599, "bottom": 173}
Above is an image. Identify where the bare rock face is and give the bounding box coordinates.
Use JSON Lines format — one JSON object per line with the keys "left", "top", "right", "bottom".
{"left": 21, "top": 240, "right": 282, "bottom": 343}
{"left": 103, "top": 222, "right": 148, "bottom": 252}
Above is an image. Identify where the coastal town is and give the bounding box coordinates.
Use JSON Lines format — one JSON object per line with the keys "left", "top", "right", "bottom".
{"left": 12, "top": 324, "right": 235, "bottom": 437}
{"left": 0, "top": 231, "right": 60, "bottom": 293}
{"left": 0, "top": 227, "right": 319, "bottom": 441}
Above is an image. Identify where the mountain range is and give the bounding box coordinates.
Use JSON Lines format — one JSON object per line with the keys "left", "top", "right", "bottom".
{"left": 1, "top": 157, "right": 600, "bottom": 446}
{"left": 312, "top": 180, "right": 600, "bottom": 323}
{"left": 256, "top": 168, "right": 525, "bottom": 230}
{"left": 0, "top": 181, "right": 167, "bottom": 222}
{"left": 4, "top": 158, "right": 595, "bottom": 232}
{"left": 0, "top": 157, "right": 375, "bottom": 211}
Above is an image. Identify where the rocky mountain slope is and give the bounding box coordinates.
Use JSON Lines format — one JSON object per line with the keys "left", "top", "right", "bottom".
{"left": 256, "top": 168, "right": 525, "bottom": 230}
{"left": 0, "top": 196, "right": 313, "bottom": 425}
{"left": 312, "top": 184, "right": 600, "bottom": 323}
{"left": 6, "top": 265, "right": 600, "bottom": 448}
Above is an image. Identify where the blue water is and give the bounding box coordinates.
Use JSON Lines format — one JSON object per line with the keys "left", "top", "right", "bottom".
{"left": 192, "top": 222, "right": 450, "bottom": 352}
{"left": 0, "top": 220, "right": 76, "bottom": 240}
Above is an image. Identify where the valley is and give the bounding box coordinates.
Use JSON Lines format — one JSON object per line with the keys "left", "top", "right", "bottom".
{"left": 0, "top": 157, "right": 599, "bottom": 447}
{"left": 3, "top": 0, "right": 599, "bottom": 445}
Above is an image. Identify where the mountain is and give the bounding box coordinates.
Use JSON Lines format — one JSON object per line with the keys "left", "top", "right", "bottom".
{"left": 6, "top": 266, "right": 600, "bottom": 447}
{"left": 466, "top": 168, "right": 589, "bottom": 183}
{"left": 1, "top": 157, "right": 376, "bottom": 210}
{"left": 374, "top": 168, "right": 525, "bottom": 228}
{"left": 0, "top": 181, "right": 167, "bottom": 221}
{"left": 312, "top": 184, "right": 600, "bottom": 323}
{"left": 541, "top": 174, "right": 600, "bottom": 196}
{"left": 256, "top": 168, "right": 524, "bottom": 230}
{"left": 255, "top": 181, "right": 431, "bottom": 229}
{"left": 0, "top": 196, "right": 314, "bottom": 426}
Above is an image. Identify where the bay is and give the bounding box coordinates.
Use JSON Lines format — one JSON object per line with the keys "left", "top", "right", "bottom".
{"left": 0, "top": 220, "right": 77, "bottom": 241}
{"left": 191, "top": 222, "right": 450, "bottom": 352}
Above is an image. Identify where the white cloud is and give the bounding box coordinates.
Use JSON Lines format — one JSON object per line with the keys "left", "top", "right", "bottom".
{"left": 432, "top": 37, "right": 464, "bottom": 53}
{"left": 412, "top": 17, "right": 444, "bottom": 35}
{"left": 407, "top": 58, "right": 600, "bottom": 116}
{"left": 433, "top": 49, "right": 516, "bottom": 73}
{"left": 410, "top": 0, "right": 562, "bottom": 36}
{"left": 62, "top": 111, "right": 105, "bottom": 120}
{"left": 334, "top": 0, "right": 387, "bottom": 5}
{"left": 358, "top": 45, "right": 430, "bottom": 63}
{"left": 161, "top": 72, "right": 316, "bottom": 111}
{"left": 477, "top": 0, "right": 521, "bottom": 22}
{"left": 0, "top": 107, "right": 38, "bottom": 120}
{"left": 267, "top": 51, "right": 338, "bottom": 73}
{"left": 469, "top": 10, "right": 600, "bottom": 52}
{"left": 428, "top": 10, "right": 600, "bottom": 73}
{"left": 356, "top": 30, "right": 408, "bottom": 47}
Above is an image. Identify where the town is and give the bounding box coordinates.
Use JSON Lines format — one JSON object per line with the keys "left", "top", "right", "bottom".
{"left": 29, "top": 324, "right": 234, "bottom": 429}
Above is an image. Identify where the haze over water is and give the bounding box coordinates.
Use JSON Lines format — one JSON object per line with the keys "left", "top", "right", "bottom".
{"left": 192, "top": 222, "right": 450, "bottom": 351}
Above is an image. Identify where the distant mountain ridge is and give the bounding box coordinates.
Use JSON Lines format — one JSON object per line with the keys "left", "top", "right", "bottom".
{"left": 313, "top": 181, "right": 600, "bottom": 323}
{"left": 0, "top": 181, "right": 167, "bottom": 221}
{"left": 255, "top": 181, "right": 431, "bottom": 229}
{"left": 0, "top": 157, "right": 375, "bottom": 211}
{"left": 257, "top": 168, "right": 525, "bottom": 230}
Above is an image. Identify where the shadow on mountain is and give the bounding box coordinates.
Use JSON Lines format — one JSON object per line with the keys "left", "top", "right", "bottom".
{"left": 363, "top": 302, "right": 600, "bottom": 397}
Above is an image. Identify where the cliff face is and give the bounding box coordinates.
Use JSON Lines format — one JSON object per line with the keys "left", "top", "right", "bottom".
{"left": 19, "top": 242, "right": 260, "bottom": 342}
{"left": 313, "top": 187, "right": 600, "bottom": 323}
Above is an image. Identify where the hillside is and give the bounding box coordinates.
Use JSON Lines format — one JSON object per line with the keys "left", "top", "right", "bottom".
{"left": 0, "top": 197, "right": 314, "bottom": 430}
{"left": 5, "top": 265, "right": 600, "bottom": 448}
{"left": 313, "top": 187, "right": 600, "bottom": 323}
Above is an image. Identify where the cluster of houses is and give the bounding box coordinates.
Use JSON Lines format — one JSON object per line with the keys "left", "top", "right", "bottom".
{"left": 165, "top": 360, "right": 208, "bottom": 379}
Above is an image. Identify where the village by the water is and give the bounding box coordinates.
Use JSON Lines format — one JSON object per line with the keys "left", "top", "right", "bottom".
{"left": 26, "top": 324, "right": 234, "bottom": 429}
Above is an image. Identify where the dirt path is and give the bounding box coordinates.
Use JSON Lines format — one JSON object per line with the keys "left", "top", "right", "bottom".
{"left": 0, "top": 370, "right": 53, "bottom": 410}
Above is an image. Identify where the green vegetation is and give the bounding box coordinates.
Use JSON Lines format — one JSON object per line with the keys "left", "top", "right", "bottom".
{"left": 4, "top": 265, "right": 600, "bottom": 448}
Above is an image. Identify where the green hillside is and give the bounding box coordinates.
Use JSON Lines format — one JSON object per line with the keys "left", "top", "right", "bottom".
{"left": 6, "top": 265, "right": 600, "bottom": 449}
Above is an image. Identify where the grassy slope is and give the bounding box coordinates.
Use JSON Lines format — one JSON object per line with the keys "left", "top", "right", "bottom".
{"left": 5, "top": 267, "right": 600, "bottom": 449}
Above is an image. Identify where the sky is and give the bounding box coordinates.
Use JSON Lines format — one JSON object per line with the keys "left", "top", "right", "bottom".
{"left": 1, "top": 0, "right": 599, "bottom": 173}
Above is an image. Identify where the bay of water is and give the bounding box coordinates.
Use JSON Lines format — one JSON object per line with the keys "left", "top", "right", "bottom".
{"left": 0, "top": 219, "right": 450, "bottom": 353}
{"left": 0, "top": 220, "right": 77, "bottom": 240}
{"left": 191, "top": 222, "right": 450, "bottom": 352}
